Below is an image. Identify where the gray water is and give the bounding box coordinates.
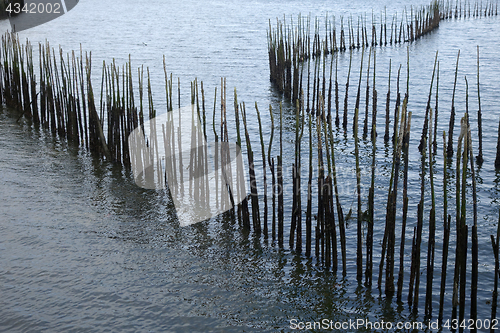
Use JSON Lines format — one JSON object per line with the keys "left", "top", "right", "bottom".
{"left": 1, "top": 0, "right": 500, "bottom": 331}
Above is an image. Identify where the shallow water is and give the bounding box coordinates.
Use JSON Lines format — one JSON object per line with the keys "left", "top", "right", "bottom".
{"left": 1, "top": 0, "right": 500, "bottom": 331}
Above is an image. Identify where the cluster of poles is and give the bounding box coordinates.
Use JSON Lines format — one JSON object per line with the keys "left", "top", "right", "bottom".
{"left": 1, "top": 0, "right": 500, "bottom": 329}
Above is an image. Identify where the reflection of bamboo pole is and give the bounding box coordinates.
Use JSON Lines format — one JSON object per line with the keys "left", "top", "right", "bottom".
{"left": 268, "top": 105, "right": 276, "bottom": 240}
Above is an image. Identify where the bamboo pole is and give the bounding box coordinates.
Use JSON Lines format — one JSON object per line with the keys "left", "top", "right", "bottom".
{"left": 439, "top": 131, "right": 452, "bottom": 325}
{"left": 476, "top": 46, "right": 484, "bottom": 164}
{"left": 447, "top": 50, "right": 460, "bottom": 158}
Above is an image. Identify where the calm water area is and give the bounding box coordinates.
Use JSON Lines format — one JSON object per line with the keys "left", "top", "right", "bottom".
{"left": 1, "top": 0, "right": 500, "bottom": 331}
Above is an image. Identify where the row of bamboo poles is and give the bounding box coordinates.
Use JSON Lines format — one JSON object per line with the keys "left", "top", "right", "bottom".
{"left": 2, "top": 28, "right": 500, "bottom": 330}
{"left": 268, "top": 0, "right": 497, "bottom": 103}
{"left": 0, "top": 33, "right": 141, "bottom": 165}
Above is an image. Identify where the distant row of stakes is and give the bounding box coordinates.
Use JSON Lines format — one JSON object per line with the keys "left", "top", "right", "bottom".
{"left": 1, "top": 0, "right": 500, "bottom": 328}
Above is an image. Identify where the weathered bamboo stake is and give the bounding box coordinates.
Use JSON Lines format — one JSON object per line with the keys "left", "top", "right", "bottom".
{"left": 268, "top": 105, "right": 276, "bottom": 240}
{"left": 241, "top": 101, "right": 261, "bottom": 234}
{"left": 296, "top": 97, "right": 305, "bottom": 252}
{"left": 409, "top": 104, "right": 427, "bottom": 312}
{"left": 476, "top": 46, "right": 483, "bottom": 165}
{"left": 433, "top": 62, "right": 440, "bottom": 155}
{"left": 222, "top": 79, "right": 233, "bottom": 213}
{"left": 439, "top": 131, "right": 452, "bottom": 325}
{"left": 212, "top": 88, "right": 220, "bottom": 210}
{"left": 425, "top": 109, "right": 436, "bottom": 318}
{"left": 381, "top": 92, "right": 400, "bottom": 289}
{"left": 312, "top": 58, "right": 317, "bottom": 115}
{"left": 419, "top": 51, "right": 439, "bottom": 152}
{"left": 256, "top": 103, "right": 268, "bottom": 238}
{"left": 362, "top": 48, "right": 371, "bottom": 139}
{"left": 385, "top": 8, "right": 388, "bottom": 45}
{"left": 306, "top": 55, "right": 311, "bottom": 113}
{"left": 327, "top": 55, "right": 333, "bottom": 124}
{"left": 496, "top": 116, "right": 500, "bottom": 168}
{"left": 396, "top": 103, "right": 411, "bottom": 302}
{"left": 353, "top": 49, "right": 365, "bottom": 135}
{"left": 334, "top": 55, "right": 340, "bottom": 127}
{"left": 490, "top": 210, "right": 500, "bottom": 333}
{"left": 366, "top": 67, "right": 377, "bottom": 287}
{"left": 380, "top": 11, "right": 384, "bottom": 46}
{"left": 316, "top": 97, "right": 325, "bottom": 263}
{"left": 320, "top": 96, "right": 335, "bottom": 269}
{"left": 386, "top": 99, "right": 407, "bottom": 295}
{"left": 371, "top": 49, "right": 377, "bottom": 140}
{"left": 393, "top": 65, "right": 402, "bottom": 143}
{"left": 468, "top": 123, "right": 478, "bottom": 333}
{"left": 306, "top": 112, "right": 313, "bottom": 256}
{"left": 278, "top": 101, "right": 284, "bottom": 247}
{"left": 447, "top": 50, "right": 460, "bottom": 158}
{"left": 354, "top": 103, "right": 363, "bottom": 283}
{"left": 384, "top": 59, "right": 392, "bottom": 142}
{"left": 452, "top": 116, "right": 468, "bottom": 329}
{"left": 342, "top": 50, "right": 352, "bottom": 130}
{"left": 459, "top": 116, "right": 469, "bottom": 333}
{"left": 353, "top": 47, "right": 365, "bottom": 278}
